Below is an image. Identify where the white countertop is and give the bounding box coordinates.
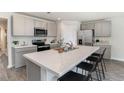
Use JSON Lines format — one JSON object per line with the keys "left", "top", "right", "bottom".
{"left": 12, "top": 45, "right": 37, "bottom": 49}
{"left": 24, "top": 45, "right": 99, "bottom": 77}
{"left": 94, "top": 42, "right": 111, "bottom": 46}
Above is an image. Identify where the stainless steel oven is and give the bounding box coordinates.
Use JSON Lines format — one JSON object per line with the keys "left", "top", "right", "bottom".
{"left": 32, "top": 40, "right": 50, "bottom": 52}
{"left": 34, "top": 28, "right": 47, "bottom": 37}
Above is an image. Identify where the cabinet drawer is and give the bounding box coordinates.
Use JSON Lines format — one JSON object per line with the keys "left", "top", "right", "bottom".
{"left": 14, "top": 47, "right": 37, "bottom": 68}
{"left": 15, "top": 47, "right": 37, "bottom": 52}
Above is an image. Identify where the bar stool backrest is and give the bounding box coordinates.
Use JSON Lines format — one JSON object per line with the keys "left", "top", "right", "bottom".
{"left": 100, "top": 48, "right": 106, "bottom": 61}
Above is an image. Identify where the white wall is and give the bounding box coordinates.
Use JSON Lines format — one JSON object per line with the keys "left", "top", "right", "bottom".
{"left": 57, "top": 21, "right": 80, "bottom": 46}
{"left": 111, "top": 16, "right": 124, "bottom": 61}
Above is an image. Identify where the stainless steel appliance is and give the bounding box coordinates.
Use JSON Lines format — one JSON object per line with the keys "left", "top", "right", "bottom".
{"left": 78, "top": 39, "right": 83, "bottom": 45}
{"left": 34, "top": 28, "right": 47, "bottom": 37}
{"left": 32, "top": 40, "right": 50, "bottom": 51}
{"left": 78, "top": 29, "right": 95, "bottom": 46}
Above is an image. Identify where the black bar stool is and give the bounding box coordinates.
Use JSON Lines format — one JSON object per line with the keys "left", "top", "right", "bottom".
{"left": 57, "top": 71, "right": 92, "bottom": 81}
{"left": 86, "top": 48, "right": 106, "bottom": 80}
{"left": 58, "top": 58, "right": 99, "bottom": 81}
{"left": 91, "top": 48, "right": 107, "bottom": 72}
{"left": 76, "top": 56, "right": 101, "bottom": 81}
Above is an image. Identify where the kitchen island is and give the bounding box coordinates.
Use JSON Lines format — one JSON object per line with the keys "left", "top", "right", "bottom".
{"left": 23, "top": 45, "right": 99, "bottom": 81}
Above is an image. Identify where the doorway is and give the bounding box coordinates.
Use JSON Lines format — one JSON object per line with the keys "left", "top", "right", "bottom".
{"left": 0, "top": 18, "right": 8, "bottom": 61}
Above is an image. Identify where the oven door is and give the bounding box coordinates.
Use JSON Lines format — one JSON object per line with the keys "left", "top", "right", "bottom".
{"left": 37, "top": 45, "right": 50, "bottom": 51}
{"left": 34, "top": 28, "right": 47, "bottom": 37}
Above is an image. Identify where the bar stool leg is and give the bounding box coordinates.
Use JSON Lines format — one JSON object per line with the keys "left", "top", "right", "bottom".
{"left": 76, "top": 67, "right": 78, "bottom": 72}
{"left": 103, "top": 59, "right": 107, "bottom": 72}
{"left": 101, "top": 62, "right": 105, "bottom": 79}
{"left": 95, "top": 70, "right": 99, "bottom": 81}
{"left": 97, "top": 64, "right": 102, "bottom": 81}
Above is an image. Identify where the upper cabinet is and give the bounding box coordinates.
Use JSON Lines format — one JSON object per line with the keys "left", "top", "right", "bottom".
{"left": 13, "top": 14, "right": 34, "bottom": 36}
{"left": 12, "top": 14, "right": 57, "bottom": 37}
{"left": 47, "top": 22, "right": 57, "bottom": 37}
{"left": 81, "top": 23, "right": 95, "bottom": 30}
{"left": 34, "top": 20, "right": 47, "bottom": 30}
{"left": 24, "top": 17, "right": 34, "bottom": 36}
{"left": 94, "top": 22, "right": 102, "bottom": 36}
{"left": 101, "top": 21, "right": 111, "bottom": 36}
{"left": 81, "top": 20, "right": 111, "bottom": 37}
{"left": 95, "top": 21, "right": 111, "bottom": 37}
{"left": 13, "top": 15, "right": 25, "bottom": 36}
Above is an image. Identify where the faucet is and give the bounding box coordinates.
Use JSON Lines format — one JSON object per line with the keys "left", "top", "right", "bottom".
{"left": 65, "top": 41, "right": 73, "bottom": 49}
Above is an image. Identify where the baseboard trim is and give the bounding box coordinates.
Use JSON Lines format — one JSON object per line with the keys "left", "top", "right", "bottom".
{"left": 7, "top": 64, "right": 14, "bottom": 69}
{"left": 111, "top": 57, "right": 124, "bottom": 62}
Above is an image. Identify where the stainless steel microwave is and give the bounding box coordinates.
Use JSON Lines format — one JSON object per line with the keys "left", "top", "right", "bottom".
{"left": 34, "top": 28, "right": 47, "bottom": 37}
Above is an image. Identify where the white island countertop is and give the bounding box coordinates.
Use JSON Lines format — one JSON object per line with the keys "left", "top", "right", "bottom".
{"left": 24, "top": 45, "right": 99, "bottom": 77}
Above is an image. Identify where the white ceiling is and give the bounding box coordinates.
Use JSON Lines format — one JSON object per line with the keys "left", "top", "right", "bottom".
{"left": 21, "top": 12, "right": 124, "bottom": 21}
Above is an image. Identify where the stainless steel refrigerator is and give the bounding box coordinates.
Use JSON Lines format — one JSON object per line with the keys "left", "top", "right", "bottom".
{"left": 78, "top": 29, "right": 95, "bottom": 46}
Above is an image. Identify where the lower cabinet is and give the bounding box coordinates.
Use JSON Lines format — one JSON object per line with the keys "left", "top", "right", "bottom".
{"left": 94, "top": 45, "right": 111, "bottom": 59}
{"left": 50, "top": 43, "right": 59, "bottom": 49}
{"left": 12, "top": 46, "right": 37, "bottom": 68}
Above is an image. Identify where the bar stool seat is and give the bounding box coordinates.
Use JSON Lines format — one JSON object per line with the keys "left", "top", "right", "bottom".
{"left": 58, "top": 71, "right": 91, "bottom": 81}
{"left": 77, "top": 62, "right": 94, "bottom": 71}
{"left": 91, "top": 53, "right": 101, "bottom": 57}
{"left": 86, "top": 56, "right": 99, "bottom": 62}
{"left": 91, "top": 52, "right": 107, "bottom": 72}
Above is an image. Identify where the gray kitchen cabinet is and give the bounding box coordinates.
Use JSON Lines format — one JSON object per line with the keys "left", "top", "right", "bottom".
{"left": 95, "top": 21, "right": 111, "bottom": 37}
{"left": 102, "top": 21, "right": 111, "bottom": 36}
{"left": 50, "top": 43, "right": 59, "bottom": 49}
{"left": 12, "top": 46, "right": 37, "bottom": 68}
{"left": 81, "top": 21, "right": 111, "bottom": 37}
{"left": 13, "top": 14, "right": 25, "bottom": 36}
{"left": 24, "top": 17, "right": 34, "bottom": 36}
{"left": 34, "top": 20, "right": 47, "bottom": 30}
{"left": 94, "top": 22, "right": 102, "bottom": 36}
{"left": 13, "top": 14, "right": 34, "bottom": 36}
{"left": 47, "top": 22, "right": 57, "bottom": 37}
{"left": 81, "top": 23, "right": 95, "bottom": 30}
{"left": 94, "top": 44, "right": 111, "bottom": 59}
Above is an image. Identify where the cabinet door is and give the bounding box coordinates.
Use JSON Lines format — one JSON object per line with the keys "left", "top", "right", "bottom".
{"left": 15, "top": 48, "right": 37, "bottom": 68}
{"left": 81, "top": 24, "right": 86, "bottom": 30}
{"left": 34, "top": 21, "right": 42, "bottom": 28}
{"left": 95, "top": 21, "right": 111, "bottom": 37}
{"left": 87, "top": 23, "right": 95, "bottom": 29}
{"left": 13, "top": 15, "right": 25, "bottom": 36}
{"left": 102, "top": 21, "right": 111, "bottom": 36}
{"left": 42, "top": 22, "right": 47, "bottom": 29}
{"left": 47, "top": 22, "right": 57, "bottom": 36}
{"left": 34, "top": 20, "right": 47, "bottom": 29}
{"left": 95, "top": 22, "right": 102, "bottom": 36}
{"left": 81, "top": 23, "right": 95, "bottom": 30}
{"left": 24, "top": 17, "right": 34, "bottom": 36}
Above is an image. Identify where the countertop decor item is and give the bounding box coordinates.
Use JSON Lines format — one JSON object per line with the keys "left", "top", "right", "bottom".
{"left": 54, "top": 48, "right": 64, "bottom": 53}
{"left": 13, "top": 41, "right": 19, "bottom": 45}
{"left": 96, "top": 39, "right": 100, "bottom": 43}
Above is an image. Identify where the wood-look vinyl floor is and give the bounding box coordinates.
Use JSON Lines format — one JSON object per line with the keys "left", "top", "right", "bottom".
{"left": 0, "top": 54, "right": 26, "bottom": 81}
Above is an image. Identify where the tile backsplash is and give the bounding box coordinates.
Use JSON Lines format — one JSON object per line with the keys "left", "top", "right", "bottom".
{"left": 95, "top": 37, "right": 111, "bottom": 44}
{"left": 12, "top": 36, "right": 57, "bottom": 46}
